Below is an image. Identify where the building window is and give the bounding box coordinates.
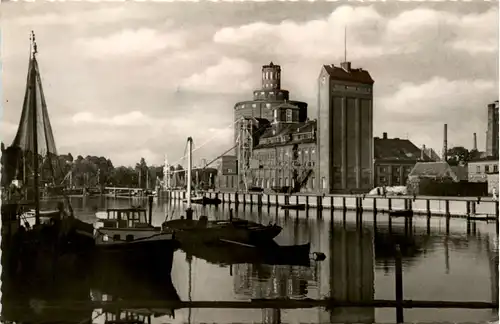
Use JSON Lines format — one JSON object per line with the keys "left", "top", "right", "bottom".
{"left": 486, "top": 165, "right": 490, "bottom": 173}
{"left": 494, "top": 165, "right": 498, "bottom": 173}
{"left": 311, "top": 177, "right": 315, "bottom": 189}
{"left": 273, "top": 109, "right": 278, "bottom": 121}
{"left": 285, "top": 178, "right": 289, "bottom": 186}
{"left": 476, "top": 165, "right": 481, "bottom": 173}
{"left": 272, "top": 178, "right": 276, "bottom": 186}
{"left": 379, "top": 176, "right": 387, "bottom": 185}
{"left": 278, "top": 178, "right": 282, "bottom": 186}
{"left": 286, "top": 109, "right": 292, "bottom": 122}
{"left": 321, "top": 177, "right": 326, "bottom": 189}
{"left": 266, "top": 179, "right": 270, "bottom": 188}
{"left": 252, "top": 103, "right": 256, "bottom": 108}
{"left": 266, "top": 103, "right": 271, "bottom": 109}
{"left": 270, "top": 91, "right": 274, "bottom": 95}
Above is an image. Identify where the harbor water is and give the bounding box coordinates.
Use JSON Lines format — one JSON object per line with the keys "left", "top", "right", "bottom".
{"left": 4, "top": 196, "right": 499, "bottom": 324}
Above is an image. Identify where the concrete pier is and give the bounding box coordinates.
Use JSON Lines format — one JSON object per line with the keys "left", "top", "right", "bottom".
{"left": 164, "top": 190, "right": 499, "bottom": 217}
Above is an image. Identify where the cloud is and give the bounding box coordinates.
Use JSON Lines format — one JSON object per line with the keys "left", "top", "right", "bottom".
{"left": 75, "top": 28, "right": 185, "bottom": 58}
{"left": 375, "top": 77, "right": 497, "bottom": 152}
{"left": 379, "top": 77, "right": 496, "bottom": 118}
{"left": 213, "top": 5, "right": 498, "bottom": 60}
{"left": 179, "top": 57, "right": 254, "bottom": 94}
{"left": 72, "top": 111, "right": 157, "bottom": 127}
{"left": 9, "top": 6, "right": 151, "bottom": 27}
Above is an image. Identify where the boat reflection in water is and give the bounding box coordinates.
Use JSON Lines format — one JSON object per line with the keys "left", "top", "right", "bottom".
{"left": 1, "top": 262, "right": 93, "bottom": 323}
{"left": 90, "top": 255, "right": 180, "bottom": 324}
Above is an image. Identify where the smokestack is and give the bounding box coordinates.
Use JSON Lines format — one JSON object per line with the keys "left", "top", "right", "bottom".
{"left": 382, "top": 132, "right": 388, "bottom": 140}
{"left": 443, "top": 124, "right": 448, "bottom": 162}
{"left": 473, "top": 133, "right": 477, "bottom": 151}
{"left": 421, "top": 144, "right": 426, "bottom": 160}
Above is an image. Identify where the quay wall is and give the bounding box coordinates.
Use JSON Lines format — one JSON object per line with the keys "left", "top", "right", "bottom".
{"left": 162, "top": 190, "right": 499, "bottom": 218}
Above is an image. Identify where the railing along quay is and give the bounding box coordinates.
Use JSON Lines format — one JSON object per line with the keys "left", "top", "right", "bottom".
{"left": 162, "top": 190, "right": 499, "bottom": 219}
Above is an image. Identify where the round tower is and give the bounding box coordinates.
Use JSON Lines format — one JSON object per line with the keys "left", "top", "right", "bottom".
{"left": 262, "top": 62, "right": 281, "bottom": 90}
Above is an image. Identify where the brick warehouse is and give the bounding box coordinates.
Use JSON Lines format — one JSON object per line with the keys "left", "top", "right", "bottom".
{"left": 217, "top": 61, "right": 426, "bottom": 193}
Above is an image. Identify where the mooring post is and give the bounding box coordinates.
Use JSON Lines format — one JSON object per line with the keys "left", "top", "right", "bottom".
{"left": 275, "top": 194, "right": 279, "bottom": 207}
{"left": 388, "top": 197, "right": 392, "bottom": 211}
{"left": 466, "top": 200, "right": 470, "bottom": 216}
{"left": 330, "top": 196, "right": 334, "bottom": 209}
{"left": 249, "top": 193, "right": 253, "bottom": 205}
{"left": 257, "top": 193, "right": 262, "bottom": 207}
{"left": 296, "top": 195, "right": 299, "bottom": 205}
{"left": 395, "top": 244, "right": 404, "bottom": 324}
{"left": 342, "top": 197, "right": 346, "bottom": 212}
{"left": 373, "top": 197, "right": 377, "bottom": 214}
{"left": 235, "top": 192, "right": 239, "bottom": 206}
{"left": 426, "top": 199, "right": 430, "bottom": 217}
{"left": 228, "top": 193, "right": 232, "bottom": 205}
{"left": 317, "top": 195, "right": 322, "bottom": 211}
{"left": 404, "top": 198, "right": 408, "bottom": 210}
{"left": 305, "top": 195, "right": 309, "bottom": 209}
{"left": 445, "top": 200, "right": 450, "bottom": 217}
{"left": 242, "top": 193, "right": 245, "bottom": 206}
{"left": 285, "top": 195, "right": 289, "bottom": 205}
{"left": 148, "top": 195, "right": 154, "bottom": 225}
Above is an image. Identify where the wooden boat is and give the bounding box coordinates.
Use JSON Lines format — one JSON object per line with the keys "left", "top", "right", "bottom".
{"left": 389, "top": 209, "right": 414, "bottom": 217}
{"left": 281, "top": 203, "right": 306, "bottom": 211}
{"left": 93, "top": 206, "right": 179, "bottom": 275}
{"left": 182, "top": 240, "right": 311, "bottom": 266}
{"left": 164, "top": 215, "right": 281, "bottom": 247}
{"left": 189, "top": 195, "right": 222, "bottom": 206}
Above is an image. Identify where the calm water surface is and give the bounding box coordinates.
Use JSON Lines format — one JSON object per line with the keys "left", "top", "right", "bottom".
{"left": 6, "top": 196, "right": 499, "bottom": 324}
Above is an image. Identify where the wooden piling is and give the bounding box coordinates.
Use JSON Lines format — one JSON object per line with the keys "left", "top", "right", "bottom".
{"left": 426, "top": 199, "right": 430, "bottom": 217}
{"left": 373, "top": 197, "right": 377, "bottom": 214}
{"left": 342, "top": 197, "right": 346, "bottom": 212}
{"left": 296, "top": 195, "right": 299, "bottom": 205}
{"left": 317, "top": 195, "right": 322, "bottom": 211}
{"left": 285, "top": 195, "right": 289, "bottom": 205}
{"left": 388, "top": 198, "right": 392, "bottom": 211}
{"left": 395, "top": 244, "right": 404, "bottom": 324}
{"left": 306, "top": 196, "right": 309, "bottom": 209}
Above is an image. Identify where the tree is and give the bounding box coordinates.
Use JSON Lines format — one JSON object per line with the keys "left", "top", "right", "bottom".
{"left": 446, "top": 146, "right": 469, "bottom": 166}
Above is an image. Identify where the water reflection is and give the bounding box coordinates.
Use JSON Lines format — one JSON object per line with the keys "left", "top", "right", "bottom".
{"left": 1, "top": 196, "right": 498, "bottom": 324}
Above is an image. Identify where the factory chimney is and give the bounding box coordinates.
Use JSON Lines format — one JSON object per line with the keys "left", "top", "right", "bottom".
{"left": 421, "top": 144, "right": 426, "bottom": 160}
{"left": 442, "top": 124, "right": 448, "bottom": 162}
{"left": 473, "top": 133, "right": 477, "bottom": 151}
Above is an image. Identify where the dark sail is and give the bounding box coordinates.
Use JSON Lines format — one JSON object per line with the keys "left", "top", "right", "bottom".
{"left": 12, "top": 56, "right": 58, "bottom": 156}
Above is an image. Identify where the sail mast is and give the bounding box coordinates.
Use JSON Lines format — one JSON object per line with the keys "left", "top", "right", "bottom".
{"left": 186, "top": 137, "right": 193, "bottom": 220}
{"left": 30, "top": 31, "right": 40, "bottom": 225}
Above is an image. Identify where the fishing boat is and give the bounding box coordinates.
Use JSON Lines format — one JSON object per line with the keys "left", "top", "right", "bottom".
{"left": 281, "top": 203, "right": 306, "bottom": 211}
{"left": 1, "top": 32, "right": 94, "bottom": 278}
{"left": 163, "top": 137, "right": 282, "bottom": 246}
{"left": 93, "top": 197, "right": 179, "bottom": 275}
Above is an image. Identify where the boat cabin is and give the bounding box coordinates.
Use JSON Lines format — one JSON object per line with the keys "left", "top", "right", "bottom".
{"left": 100, "top": 208, "right": 152, "bottom": 229}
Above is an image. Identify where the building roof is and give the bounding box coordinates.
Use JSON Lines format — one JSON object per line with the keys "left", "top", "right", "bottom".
{"left": 374, "top": 138, "right": 431, "bottom": 161}
{"left": 408, "top": 162, "right": 459, "bottom": 182}
{"left": 468, "top": 156, "right": 499, "bottom": 163}
{"left": 274, "top": 102, "right": 299, "bottom": 110}
{"left": 323, "top": 64, "right": 374, "bottom": 85}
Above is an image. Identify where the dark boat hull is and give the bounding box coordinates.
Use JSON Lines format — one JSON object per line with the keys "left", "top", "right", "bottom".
{"left": 281, "top": 204, "right": 306, "bottom": 211}
{"left": 94, "top": 238, "right": 179, "bottom": 280}
{"left": 165, "top": 218, "right": 281, "bottom": 246}
{"left": 191, "top": 196, "right": 222, "bottom": 205}
{"left": 389, "top": 210, "right": 414, "bottom": 217}
{"left": 183, "top": 241, "right": 311, "bottom": 266}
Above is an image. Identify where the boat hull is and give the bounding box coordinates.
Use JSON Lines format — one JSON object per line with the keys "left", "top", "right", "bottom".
{"left": 281, "top": 204, "right": 306, "bottom": 211}
{"left": 165, "top": 218, "right": 281, "bottom": 246}
{"left": 94, "top": 231, "right": 179, "bottom": 280}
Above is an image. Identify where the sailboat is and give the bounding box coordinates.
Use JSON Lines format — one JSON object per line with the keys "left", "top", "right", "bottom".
{"left": 1, "top": 31, "right": 94, "bottom": 278}
{"left": 163, "top": 137, "right": 282, "bottom": 246}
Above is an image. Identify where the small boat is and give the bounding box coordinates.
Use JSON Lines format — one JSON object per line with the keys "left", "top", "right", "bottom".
{"left": 163, "top": 215, "right": 282, "bottom": 247}
{"left": 93, "top": 207, "right": 179, "bottom": 274}
{"left": 389, "top": 209, "right": 414, "bottom": 217}
{"left": 185, "top": 196, "right": 222, "bottom": 206}
{"left": 182, "top": 240, "right": 312, "bottom": 266}
{"left": 281, "top": 203, "right": 306, "bottom": 211}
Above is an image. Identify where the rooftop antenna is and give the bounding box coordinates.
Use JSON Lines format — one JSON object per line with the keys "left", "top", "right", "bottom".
{"left": 344, "top": 26, "right": 347, "bottom": 62}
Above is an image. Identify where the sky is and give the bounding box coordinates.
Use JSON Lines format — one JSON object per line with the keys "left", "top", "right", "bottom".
{"left": 1, "top": 2, "right": 498, "bottom": 167}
